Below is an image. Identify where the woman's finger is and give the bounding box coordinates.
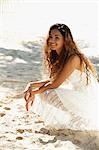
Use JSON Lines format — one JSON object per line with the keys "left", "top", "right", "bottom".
{"left": 25, "top": 99, "right": 32, "bottom": 111}
{"left": 26, "top": 101, "right": 29, "bottom": 111}
{"left": 24, "top": 82, "right": 33, "bottom": 93}
{"left": 24, "top": 92, "right": 28, "bottom": 101}
{"left": 25, "top": 94, "right": 35, "bottom": 111}
{"left": 26, "top": 102, "right": 28, "bottom": 111}
{"left": 24, "top": 83, "right": 30, "bottom": 92}
{"left": 24, "top": 91, "right": 31, "bottom": 101}
{"left": 31, "top": 100, "right": 34, "bottom": 106}
{"left": 24, "top": 92, "right": 27, "bottom": 101}
{"left": 25, "top": 98, "right": 31, "bottom": 111}
{"left": 24, "top": 86, "right": 33, "bottom": 101}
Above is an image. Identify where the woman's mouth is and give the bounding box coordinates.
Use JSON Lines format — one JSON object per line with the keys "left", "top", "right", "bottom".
{"left": 50, "top": 44, "right": 56, "bottom": 48}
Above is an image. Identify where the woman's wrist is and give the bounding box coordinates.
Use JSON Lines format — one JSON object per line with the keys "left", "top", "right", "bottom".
{"left": 30, "top": 80, "right": 50, "bottom": 89}
{"left": 32, "top": 82, "right": 52, "bottom": 95}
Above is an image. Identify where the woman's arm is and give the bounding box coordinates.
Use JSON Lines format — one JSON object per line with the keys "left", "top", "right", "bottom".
{"left": 30, "top": 80, "right": 50, "bottom": 88}
{"left": 33, "top": 55, "right": 80, "bottom": 94}
{"left": 24, "top": 55, "right": 80, "bottom": 111}
{"left": 24, "top": 79, "right": 50, "bottom": 93}
{"left": 24, "top": 79, "right": 50, "bottom": 110}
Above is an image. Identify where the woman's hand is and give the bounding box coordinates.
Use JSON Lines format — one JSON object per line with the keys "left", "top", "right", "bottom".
{"left": 24, "top": 90, "right": 35, "bottom": 111}
{"left": 23, "top": 80, "right": 50, "bottom": 111}
{"left": 24, "top": 81, "right": 35, "bottom": 93}
{"left": 24, "top": 82, "right": 35, "bottom": 111}
{"left": 25, "top": 91, "right": 35, "bottom": 111}
{"left": 24, "top": 80, "right": 50, "bottom": 93}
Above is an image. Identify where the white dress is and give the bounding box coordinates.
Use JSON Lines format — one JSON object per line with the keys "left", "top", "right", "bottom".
{"left": 32, "top": 70, "right": 99, "bottom": 131}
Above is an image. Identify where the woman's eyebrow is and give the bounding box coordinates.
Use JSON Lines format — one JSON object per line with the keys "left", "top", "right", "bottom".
{"left": 54, "top": 34, "right": 60, "bottom": 36}
{"left": 50, "top": 34, "right": 60, "bottom": 36}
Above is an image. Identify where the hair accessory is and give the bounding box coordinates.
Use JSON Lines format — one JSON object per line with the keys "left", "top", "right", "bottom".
{"left": 49, "top": 23, "right": 73, "bottom": 40}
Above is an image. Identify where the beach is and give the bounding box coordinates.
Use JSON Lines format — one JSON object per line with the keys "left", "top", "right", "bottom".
{"left": 0, "top": 40, "right": 99, "bottom": 150}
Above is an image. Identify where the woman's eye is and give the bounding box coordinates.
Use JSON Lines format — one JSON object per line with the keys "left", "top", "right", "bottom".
{"left": 49, "top": 36, "right": 52, "bottom": 39}
{"left": 55, "top": 37, "right": 59, "bottom": 40}
{"left": 49, "top": 36, "right": 59, "bottom": 40}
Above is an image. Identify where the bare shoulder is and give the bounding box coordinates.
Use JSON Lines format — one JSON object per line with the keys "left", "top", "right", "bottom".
{"left": 66, "top": 55, "right": 81, "bottom": 68}
{"left": 70, "top": 54, "right": 80, "bottom": 62}
{"left": 51, "top": 55, "right": 81, "bottom": 88}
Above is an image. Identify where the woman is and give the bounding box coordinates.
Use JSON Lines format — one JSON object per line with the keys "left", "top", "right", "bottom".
{"left": 24, "top": 23, "right": 99, "bottom": 130}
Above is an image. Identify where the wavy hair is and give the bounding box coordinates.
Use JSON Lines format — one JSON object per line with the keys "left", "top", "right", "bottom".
{"left": 43, "top": 23, "right": 97, "bottom": 84}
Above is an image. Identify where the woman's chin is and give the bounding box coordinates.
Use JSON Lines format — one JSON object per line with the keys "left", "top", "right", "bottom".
{"left": 49, "top": 46, "right": 56, "bottom": 50}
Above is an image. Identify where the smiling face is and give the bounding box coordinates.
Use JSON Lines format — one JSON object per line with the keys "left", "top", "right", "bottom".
{"left": 48, "top": 29, "right": 65, "bottom": 55}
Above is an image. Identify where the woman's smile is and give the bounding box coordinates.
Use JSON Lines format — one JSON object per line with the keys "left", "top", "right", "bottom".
{"left": 50, "top": 43, "right": 57, "bottom": 49}
{"left": 48, "top": 29, "right": 64, "bottom": 54}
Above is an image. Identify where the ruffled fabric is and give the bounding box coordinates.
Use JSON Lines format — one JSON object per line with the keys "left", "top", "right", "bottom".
{"left": 32, "top": 70, "right": 99, "bottom": 131}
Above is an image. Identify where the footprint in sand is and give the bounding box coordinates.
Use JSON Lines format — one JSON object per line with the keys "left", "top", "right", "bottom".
{"left": 17, "top": 129, "right": 32, "bottom": 134}
{"left": 16, "top": 136, "right": 23, "bottom": 140}
{"left": 0, "top": 112, "right": 6, "bottom": 117}
{"left": 39, "top": 137, "right": 57, "bottom": 144}
{"left": 35, "top": 128, "right": 50, "bottom": 135}
{"left": 35, "top": 120, "right": 44, "bottom": 124}
{"left": 17, "top": 129, "right": 25, "bottom": 134}
{"left": 3, "top": 107, "right": 11, "bottom": 110}
{"left": 0, "top": 135, "right": 6, "bottom": 138}
{"left": 25, "top": 129, "right": 32, "bottom": 133}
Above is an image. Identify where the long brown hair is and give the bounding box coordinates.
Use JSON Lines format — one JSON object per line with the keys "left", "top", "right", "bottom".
{"left": 43, "top": 23, "right": 97, "bottom": 84}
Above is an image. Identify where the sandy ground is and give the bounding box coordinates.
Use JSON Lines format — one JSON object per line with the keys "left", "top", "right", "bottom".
{"left": 0, "top": 92, "right": 99, "bottom": 150}
{"left": 0, "top": 45, "right": 99, "bottom": 150}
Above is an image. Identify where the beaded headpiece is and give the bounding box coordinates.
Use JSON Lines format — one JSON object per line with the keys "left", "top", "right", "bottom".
{"left": 49, "top": 23, "right": 73, "bottom": 41}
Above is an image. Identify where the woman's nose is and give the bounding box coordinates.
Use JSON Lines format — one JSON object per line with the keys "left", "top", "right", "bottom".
{"left": 50, "top": 38, "right": 55, "bottom": 43}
